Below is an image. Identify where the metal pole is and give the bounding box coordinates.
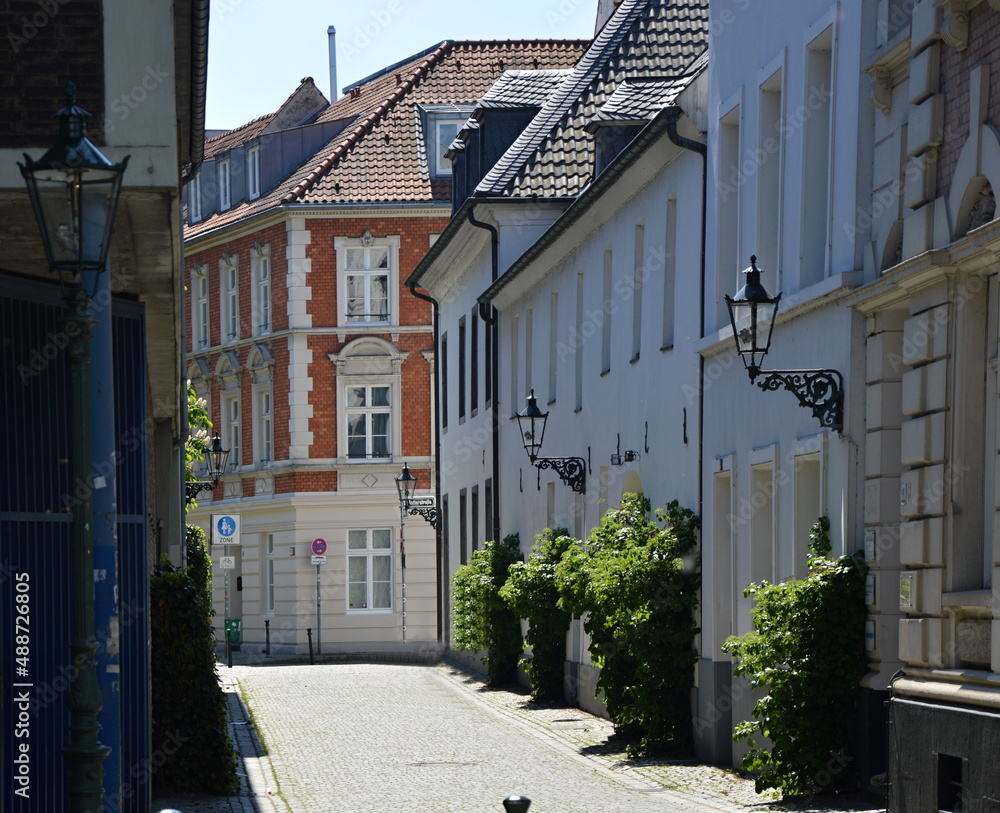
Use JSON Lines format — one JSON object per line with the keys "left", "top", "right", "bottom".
{"left": 63, "top": 286, "right": 111, "bottom": 813}
{"left": 265, "top": 619, "right": 270, "bottom": 656}
{"left": 399, "top": 500, "right": 407, "bottom": 643}
{"left": 224, "top": 546, "right": 231, "bottom": 668}
{"left": 316, "top": 564, "right": 321, "bottom": 656}
{"left": 306, "top": 628, "right": 314, "bottom": 665}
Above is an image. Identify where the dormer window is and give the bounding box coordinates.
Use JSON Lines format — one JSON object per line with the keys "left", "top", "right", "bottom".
{"left": 593, "top": 124, "right": 642, "bottom": 175}
{"left": 247, "top": 145, "right": 261, "bottom": 200}
{"left": 434, "top": 119, "right": 465, "bottom": 175}
{"left": 218, "top": 157, "right": 231, "bottom": 210}
{"left": 189, "top": 172, "right": 203, "bottom": 222}
{"left": 420, "top": 105, "right": 474, "bottom": 179}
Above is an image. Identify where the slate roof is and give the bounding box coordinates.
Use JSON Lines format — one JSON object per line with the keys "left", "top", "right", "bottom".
{"left": 477, "top": 69, "right": 573, "bottom": 109}
{"left": 186, "top": 39, "right": 588, "bottom": 239}
{"left": 587, "top": 76, "right": 690, "bottom": 129}
{"left": 474, "top": 0, "right": 709, "bottom": 198}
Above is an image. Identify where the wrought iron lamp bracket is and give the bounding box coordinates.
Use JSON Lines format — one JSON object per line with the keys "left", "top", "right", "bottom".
{"left": 749, "top": 367, "right": 844, "bottom": 433}
{"left": 533, "top": 456, "right": 587, "bottom": 494}
{"left": 185, "top": 479, "right": 218, "bottom": 503}
{"left": 407, "top": 505, "right": 438, "bottom": 529}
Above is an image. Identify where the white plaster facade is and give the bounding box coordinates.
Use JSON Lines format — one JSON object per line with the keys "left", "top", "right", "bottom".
{"left": 698, "top": 0, "right": 876, "bottom": 767}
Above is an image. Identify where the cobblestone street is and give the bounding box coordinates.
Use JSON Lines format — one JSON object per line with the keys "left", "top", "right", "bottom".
{"left": 154, "top": 661, "right": 884, "bottom": 813}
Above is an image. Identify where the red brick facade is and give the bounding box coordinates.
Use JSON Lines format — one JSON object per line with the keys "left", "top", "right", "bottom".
{"left": 185, "top": 212, "right": 447, "bottom": 495}
{"left": 936, "top": 2, "right": 1000, "bottom": 202}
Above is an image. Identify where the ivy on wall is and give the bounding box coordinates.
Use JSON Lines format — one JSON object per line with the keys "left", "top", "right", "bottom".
{"left": 150, "top": 525, "right": 239, "bottom": 794}
{"left": 556, "top": 495, "right": 700, "bottom": 755}
{"left": 723, "top": 517, "right": 867, "bottom": 795}
{"left": 451, "top": 534, "right": 523, "bottom": 685}
{"left": 500, "top": 528, "right": 576, "bottom": 699}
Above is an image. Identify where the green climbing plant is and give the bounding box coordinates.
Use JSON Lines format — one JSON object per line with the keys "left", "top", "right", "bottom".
{"left": 556, "top": 494, "right": 700, "bottom": 755}
{"left": 151, "top": 524, "right": 238, "bottom": 794}
{"left": 451, "top": 534, "right": 523, "bottom": 685}
{"left": 500, "top": 528, "right": 577, "bottom": 699}
{"left": 723, "top": 517, "right": 867, "bottom": 796}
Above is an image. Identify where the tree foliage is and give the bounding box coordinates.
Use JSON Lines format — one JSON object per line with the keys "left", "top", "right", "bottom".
{"left": 451, "top": 534, "right": 523, "bottom": 684}
{"left": 556, "top": 495, "right": 700, "bottom": 754}
{"left": 151, "top": 524, "right": 239, "bottom": 794}
{"left": 723, "top": 517, "right": 867, "bottom": 795}
{"left": 500, "top": 528, "right": 576, "bottom": 698}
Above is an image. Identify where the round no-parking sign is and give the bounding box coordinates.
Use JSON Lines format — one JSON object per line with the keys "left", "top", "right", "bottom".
{"left": 311, "top": 538, "right": 327, "bottom": 556}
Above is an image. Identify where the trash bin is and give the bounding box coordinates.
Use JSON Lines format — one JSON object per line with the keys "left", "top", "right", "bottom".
{"left": 224, "top": 617, "right": 241, "bottom": 644}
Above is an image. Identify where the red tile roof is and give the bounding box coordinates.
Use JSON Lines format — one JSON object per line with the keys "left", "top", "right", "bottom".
{"left": 186, "top": 39, "right": 588, "bottom": 238}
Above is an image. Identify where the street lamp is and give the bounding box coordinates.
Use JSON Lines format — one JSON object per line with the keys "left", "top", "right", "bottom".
{"left": 186, "top": 433, "right": 231, "bottom": 503}
{"left": 395, "top": 463, "right": 438, "bottom": 527}
{"left": 515, "top": 390, "right": 586, "bottom": 493}
{"left": 19, "top": 82, "right": 128, "bottom": 813}
{"left": 724, "top": 255, "right": 844, "bottom": 432}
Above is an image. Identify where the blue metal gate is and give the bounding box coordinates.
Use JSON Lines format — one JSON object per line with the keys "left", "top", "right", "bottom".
{"left": 1, "top": 273, "right": 151, "bottom": 812}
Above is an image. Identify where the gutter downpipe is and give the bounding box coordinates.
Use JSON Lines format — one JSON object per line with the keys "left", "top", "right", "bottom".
{"left": 406, "top": 280, "right": 444, "bottom": 643}
{"left": 467, "top": 206, "right": 502, "bottom": 548}
{"left": 664, "top": 108, "right": 707, "bottom": 539}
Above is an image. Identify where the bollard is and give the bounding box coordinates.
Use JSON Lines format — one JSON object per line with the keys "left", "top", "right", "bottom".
{"left": 502, "top": 796, "right": 531, "bottom": 812}
{"left": 307, "top": 627, "right": 315, "bottom": 665}
{"left": 265, "top": 618, "right": 270, "bottom": 656}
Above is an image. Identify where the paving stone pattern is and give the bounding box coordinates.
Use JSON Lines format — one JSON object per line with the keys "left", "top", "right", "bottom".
{"left": 155, "top": 661, "right": 885, "bottom": 813}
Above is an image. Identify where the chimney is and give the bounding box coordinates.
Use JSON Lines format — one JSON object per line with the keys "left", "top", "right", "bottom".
{"left": 328, "top": 25, "right": 338, "bottom": 101}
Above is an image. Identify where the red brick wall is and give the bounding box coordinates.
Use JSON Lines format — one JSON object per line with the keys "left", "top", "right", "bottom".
{"left": 936, "top": 3, "right": 1000, "bottom": 202}
{"left": 185, "top": 213, "right": 441, "bottom": 496}
{"left": 0, "top": 0, "right": 105, "bottom": 147}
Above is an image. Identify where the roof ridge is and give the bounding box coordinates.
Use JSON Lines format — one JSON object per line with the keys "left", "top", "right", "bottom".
{"left": 206, "top": 110, "right": 276, "bottom": 143}
{"left": 280, "top": 41, "right": 454, "bottom": 204}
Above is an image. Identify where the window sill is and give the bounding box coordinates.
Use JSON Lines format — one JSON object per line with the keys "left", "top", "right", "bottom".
{"left": 600, "top": 368, "right": 611, "bottom": 377}
{"left": 660, "top": 342, "right": 674, "bottom": 353}
{"left": 629, "top": 353, "right": 640, "bottom": 364}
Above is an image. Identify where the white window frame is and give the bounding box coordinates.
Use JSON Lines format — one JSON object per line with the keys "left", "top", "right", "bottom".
{"left": 247, "top": 145, "right": 261, "bottom": 200}
{"left": 223, "top": 392, "right": 241, "bottom": 472}
{"left": 218, "top": 157, "right": 232, "bottom": 211}
{"left": 251, "top": 244, "right": 271, "bottom": 336}
{"left": 254, "top": 386, "right": 273, "bottom": 466}
{"left": 189, "top": 172, "right": 203, "bottom": 222}
{"left": 263, "top": 533, "right": 275, "bottom": 615}
{"left": 221, "top": 255, "right": 239, "bottom": 342}
{"left": 347, "top": 528, "right": 393, "bottom": 612}
{"left": 343, "top": 382, "right": 393, "bottom": 460}
{"left": 335, "top": 235, "right": 399, "bottom": 327}
{"left": 192, "top": 263, "right": 210, "bottom": 349}
{"left": 433, "top": 118, "right": 465, "bottom": 176}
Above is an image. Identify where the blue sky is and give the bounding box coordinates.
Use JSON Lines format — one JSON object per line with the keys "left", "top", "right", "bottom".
{"left": 207, "top": 0, "right": 598, "bottom": 131}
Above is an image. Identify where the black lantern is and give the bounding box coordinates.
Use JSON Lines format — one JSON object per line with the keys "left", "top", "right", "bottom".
{"left": 186, "top": 434, "right": 230, "bottom": 503}
{"left": 516, "top": 390, "right": 586, "bottom": 493}
{"left": 724, "top": 255, "right": 843, "bottom": 433}
{"left": 19, "top": 83, "right": 129, "bottom": 291}
{"left": 515, "top": 389, "right": 547, "bottom": 462}
{"left": 724, "top": 254, "right": 780, "bottom": 377}
{"left": 395, "top": 462, "right": 417, "bottom": 504}
{"left": 396, "top": 463, "right": 437, "bottom": 527}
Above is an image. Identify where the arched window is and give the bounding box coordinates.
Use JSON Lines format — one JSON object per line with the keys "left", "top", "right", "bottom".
{"left": 248, "top": 346, "right": 275, "bottom": 467}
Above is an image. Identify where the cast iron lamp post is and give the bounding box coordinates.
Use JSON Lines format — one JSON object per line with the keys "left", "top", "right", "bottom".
{"left": 185, "top": 433, "right": 230, "bottom": 504}
{"left": 724, "top": 255, "right": 844, "bottom": 432}
{"left": 395, "top": 463, "right": 438, "bottom": 528}
{"left": 516, "top": 390, "right": 586, "bottom": 493}
{"left": 19, "top": 83, "right": 128, "bottom": 813}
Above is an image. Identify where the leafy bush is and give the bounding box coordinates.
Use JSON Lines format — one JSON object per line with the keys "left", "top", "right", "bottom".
{"left": 556, "top": 495, "right": 700, "bottom": 754}
{"left": 150, "top": 524, "right": 238, "bottom": 794}
{"left": 500, "top": 528, "right": 576, "bottom": 698}
{"left": 451, "top": 534, "right": 523, "bottom": 684}
{"left": 723, "top": 517, "right": 867, "bottom": 796}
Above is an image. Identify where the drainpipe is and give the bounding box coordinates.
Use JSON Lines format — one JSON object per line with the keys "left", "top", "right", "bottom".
{"left": 665, "top": 109, "right": 707, "bottom": 532}
{"left": 406, "top": 280, "right": 444, "bottom": 643}
{"left": 467, "top": 207, "right": 502, "bottom": 547}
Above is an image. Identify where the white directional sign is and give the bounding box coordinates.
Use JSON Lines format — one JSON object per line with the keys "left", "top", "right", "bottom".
{"left": 408, "top": 497, "right": 435, "bottom": 507}
{"left": 219, "top": 556, "right": 236, "bottom": 570}
{"left": 211, "top": 513, "right": 241, "bottom": 546}
{"left": 311, "top": 555, "right": 327, "bottom": 566}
